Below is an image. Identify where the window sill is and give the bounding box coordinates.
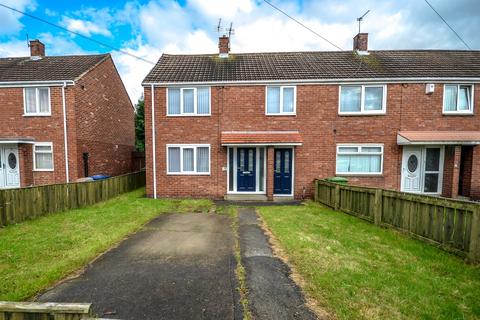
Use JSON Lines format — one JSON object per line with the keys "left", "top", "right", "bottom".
{"left": 166, "top": 173, "right": 211, "bottom": 176}
{"left": 265, "top": 113, "right": 297, "bottom": 116}
{"left": 166, "top": 114, "right": 211, "bottom": 117}
{"left": 338, "top": 112, "right": 386, "bottom": 116}
{"left": 336, "top": 173, "right": 383, "bottom": 177}
{"left": 442, "top": 112, "right": 474, "bottom": 116}
{"left": 23, "top": 114, "right": 51, "bottom": 117}
{"left": 33, "top": 169, "right": 54, "bottom": 172}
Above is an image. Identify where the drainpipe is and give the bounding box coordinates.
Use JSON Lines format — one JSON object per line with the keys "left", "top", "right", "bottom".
{"left": 151, "top": 84, "right": 157, "bottom": 199}
{"left": 62, "top": 82, "right": 70, "bottom": 183}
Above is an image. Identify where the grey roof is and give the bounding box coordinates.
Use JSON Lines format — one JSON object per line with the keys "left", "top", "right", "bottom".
{"left": 0, "top": 54, "right": 109, "bottom": 82}
{"left": 143, "top": 50, "right": 480, "bottom": 83}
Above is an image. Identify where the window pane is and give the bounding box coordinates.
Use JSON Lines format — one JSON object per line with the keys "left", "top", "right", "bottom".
{"left": 38, "top": 88, "right": 50, "bottom": 113}
{"left": 197, "top": 87, "right": 210, "bottom": 114}
{"left": 35, "top": 145, "right": 52, "bottom": 152}
{"left": 259, "top": 148, "right": 265, "bottom": 192}
{"left": 168, "top": 88, "right": 181, "bottom": 114}
{"left": 282, "top": 87, "right": 294, "bottom": 112}
{"left": 35, "top": 152, "right": 53, "bottom": 169}
{"left": 196, "top": 147, "right": 209, "bottom": 172}
{"left": 338, "top": 147, "right": 359, "bottom": 153}
{"left": 340, "top": 86, "right": 361, "bottom": 112}
{"left": 248, "top": 149, "right": 254, "bottom": 172}
{"left": 361, "top": 146, "right": 382, "bottom": 153}
{"left": 25, "top": 88, "right": 37, "bottom": 113}
{"left": 275, "top": 150, "right": 281, "bottom": 173}
{"left": 458, "top": 86, "right": 471, "bottom": 111}
{"left": 183, "top": 148, "right": 194, "bottom": 171}
{"left": 425, "top": 148, "right": 440, "bottom": 171}
{"left": 229, "top": 148, "right": 234, "bottom": 191}
{"left": 364, "top": 87, "right": 383, "bottom": 111}
{"left": 267, "top": 87, "right": 281, "bottom": 114}
{"left": 183, "top": 89, "right": 194, "bottom": 113}
{"left": 424, "top": 173, "right": 439, "bottom": 193}
{"left": 444, "top": 85, "right": 457, "bottom": 111}
{"left": 284, "top": 151, "right": 290, "bottom": 173}
{"left": 168, "top": 147, "right": 180, "bottom": 172}
{"left": 337, "top": 155, "right": 381, "bottom": 173}
{"left": 239, "top": 149, "right": 245, "bottom": 171}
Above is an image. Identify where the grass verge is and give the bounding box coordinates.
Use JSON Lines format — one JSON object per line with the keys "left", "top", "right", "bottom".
{"left": 258, "top": 201, "right": 480, "bottom": 320}
{"left": 0, "top": 188, "right": 213, "bottom": 301}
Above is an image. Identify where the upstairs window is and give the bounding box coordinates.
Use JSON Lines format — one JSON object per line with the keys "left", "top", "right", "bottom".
{"left": 339, "top": 85, "right": 386, "bottom": 115}
{"left": 33, "top": 142, "right": 54, "bottom": 171}
{"left": 266, "top": 86, "right": 296, "bottom": 115}
{"left": 167, "top": 144, "right": 210, "bottom": 174}
{"left": 24, "top": 87, "right": 51, "bottom": 115}
{"left": 336, "top": 144, "right": 383, "bottom": 175}
{"left": 443, "top": 84, "right": 474, "bottom": 114}
{"left": 167, "top": 87, "right": 210, "bottom": 116}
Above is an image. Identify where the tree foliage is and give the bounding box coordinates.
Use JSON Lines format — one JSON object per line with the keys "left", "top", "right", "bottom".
{"left": 134, "top": 98, "right": 145, "bottom": 151}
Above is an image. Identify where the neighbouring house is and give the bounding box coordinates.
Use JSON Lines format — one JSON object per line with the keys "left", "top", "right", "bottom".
{"left": 142, "top": 33, "right": 480, "bottom": 201}
{"left": 0, "top": 40, "right": 135, "bottom": 189}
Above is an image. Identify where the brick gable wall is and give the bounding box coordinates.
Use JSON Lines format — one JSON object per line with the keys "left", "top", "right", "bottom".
{"left": 145, "top": 82, "right": 480, "bottom": 200}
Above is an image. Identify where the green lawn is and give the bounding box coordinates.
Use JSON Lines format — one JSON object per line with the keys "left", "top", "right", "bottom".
{"left": 259, "top": 202, "right": 480, "bottom": 320}
{"left": 0, "top": 188, "right": 213, "bottom": 301}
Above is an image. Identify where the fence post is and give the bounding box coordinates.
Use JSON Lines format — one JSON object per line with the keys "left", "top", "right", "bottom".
{"left": 374, "top": 189, "right": 383, "bottom": 225}
{"left": 314, "top": 180, "right": 318, "bottom": 202}
{"left": 468, "top": 208, "right": 480, "bottom": 263}
{"left": 334, "top": 184, "right": 340, "bottom": 211}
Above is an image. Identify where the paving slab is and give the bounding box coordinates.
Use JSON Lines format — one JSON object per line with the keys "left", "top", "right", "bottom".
{"left": 37, "top": 213, "right": 241, "bottom": 320}
{"left": 238, "top": 208, "right": 318, "bottom": 320}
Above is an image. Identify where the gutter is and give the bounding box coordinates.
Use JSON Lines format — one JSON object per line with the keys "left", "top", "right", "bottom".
{"left": 61, "top": 81, "right": 70, "bottom": 183}
{"left": 151, "top": 84, "right": 157, "bottom": 199}
{"left": 142, "top": 77, "right": 480, "bottom": 87}
{"left": 0, "top": 80, "right": 75, "bottom": 88}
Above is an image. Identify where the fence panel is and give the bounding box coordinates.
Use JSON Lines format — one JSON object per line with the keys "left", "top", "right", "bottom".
{"left": 0, "top": 171, "right": 145, "bottom": 227}
{"left": 314, "top": 179, "right": 480, "bottom": 263}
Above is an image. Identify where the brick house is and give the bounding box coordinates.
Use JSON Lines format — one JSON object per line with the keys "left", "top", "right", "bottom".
{"left": 142, "top": 33, "right": 480, "bottom": 201}
{"left": 0, "top": 40, "right": 135, "bottom": 188}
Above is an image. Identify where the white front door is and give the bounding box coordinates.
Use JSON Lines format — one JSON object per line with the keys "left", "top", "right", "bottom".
{"left": 0, "top": 145, "right": 20, "bottom": 188}
{"left": 401, "top": 146, "right": 444, "bottom": 194}
{"left": 401, "top": 147, "right": 422, "bottom": 193}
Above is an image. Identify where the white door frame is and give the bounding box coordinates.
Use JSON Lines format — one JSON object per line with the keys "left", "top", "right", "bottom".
{"left": 227, "top": 146, "right": 267, "bottom": 194}
{"left": 401, "top": 145, "right": 444, "bottom": 195}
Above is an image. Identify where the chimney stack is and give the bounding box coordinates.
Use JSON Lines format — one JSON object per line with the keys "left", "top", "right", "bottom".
{"left": 218, "top": 36, "right": 230, "bottom": 58}
{"left": 29, "top": 40, "right": 45, "bottom": 57}
{"left": 353, "top": 33, "right": 368, "bottom": 52}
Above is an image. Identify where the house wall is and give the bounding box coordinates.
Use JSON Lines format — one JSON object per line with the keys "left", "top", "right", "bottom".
{"left": 0, "top": 86, "right": 77, "bottom": 186}
{"left": 144, "top": 82, "right": 480, "bottom": 200}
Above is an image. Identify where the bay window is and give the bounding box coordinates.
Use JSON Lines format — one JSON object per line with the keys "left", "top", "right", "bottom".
{"left": 339, "top": 85, "right": 386, "bottom": 114}
{"left": 167, "top": 144, "right": 210, "bottom": 174}
{"left": 336, "top": 144, "right": 383, "bottom": 175}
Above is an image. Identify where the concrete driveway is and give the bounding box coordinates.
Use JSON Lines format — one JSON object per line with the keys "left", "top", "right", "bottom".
{"left": 37, "top": 213, "right": 241, "bottom": 320}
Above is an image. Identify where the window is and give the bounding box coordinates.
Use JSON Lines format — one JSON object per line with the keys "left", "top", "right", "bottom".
{"left": 443, "top": 84, "right": 474, "bottom": 114}
{"left": 33, "top": 143, "right": 54, "bottom": 171}
{"left": 266, "top": 86, "right": 296, "bottom": 115}
{"left": 336, "top": 144, "right": 383, "bottom": 175}
{"left": 24, "top": 87, "right": 51, "bottom": 115}
{"left": 167, "top": 145, "right": 210, "bottom": 174}
{"left": 424, "top": 148, "right": 441, "bottom": 193}
{"left": 339, "top": 85, "right": 386, "bottom": 114}
{"left": 167, "top": 87, "right": 210, "bottom": 116}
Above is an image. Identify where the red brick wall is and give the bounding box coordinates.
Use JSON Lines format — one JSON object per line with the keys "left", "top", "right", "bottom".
{"left": 144, "top": 83, "right": 480, "bottom": 199}
{"left": 471, "top": 146, "right": 480, "bottom": 199}
{"left": 74, "top": 56, "right": 135, "bottom": 178}
{"left": 460, "top": 146, "right": 473, "bottom": 197}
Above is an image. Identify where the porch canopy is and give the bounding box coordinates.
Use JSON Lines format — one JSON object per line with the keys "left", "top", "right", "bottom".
{"left": 397, "top": 131, "right": 480, "bottom": 145}
{"left": 221, "top": 131, "right": 303, "bottom": 146}
{"left": 0, "top": 137, "right": 35, "bottom": 144}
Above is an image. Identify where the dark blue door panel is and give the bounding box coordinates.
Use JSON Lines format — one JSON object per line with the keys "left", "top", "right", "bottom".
{"left": 274, "top": 149, "right": 292, "bottom": 195}
{"left": 237, "top": 148, "right": 256, "bottom": 192}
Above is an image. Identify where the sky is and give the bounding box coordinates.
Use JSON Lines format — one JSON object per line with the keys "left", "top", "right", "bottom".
{"left": 0, "top": 0, "right": 479, "bottom": 103}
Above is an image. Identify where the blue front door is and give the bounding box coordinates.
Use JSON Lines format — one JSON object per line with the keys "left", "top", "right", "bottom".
{"left": 237, "top": 148, "right": 256, "bottom": 192}
{"left": 274, "top": 148, "right": 292, "bottom": 195}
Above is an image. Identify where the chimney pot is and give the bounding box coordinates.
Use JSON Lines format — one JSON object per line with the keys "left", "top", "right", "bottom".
{"left": 353, "top": 33, "right": 368, "bottom": 52}
{"left": 29, "top": 40, "right": 45, "bottom": 57}
{"left": 218, "top": 36, "right": 230, "bottom": 58}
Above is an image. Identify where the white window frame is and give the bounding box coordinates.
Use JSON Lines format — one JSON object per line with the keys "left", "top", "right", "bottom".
{"left": 336, "top": 144, "right": 384, "bottom": 175}
{"left": 442, "top": 84, "right": 474, "bottom": 115}
{"left": 338, "top": 84, "right": 387, "bottom": 115}
{"left": 23, "top": 87, "right": 52, "bottom": 116}
{"left": 33, "top": 142, "right": 54, "bottom": 171}
{"left": 422, "top": 146, "right": 444, "bottom": 195}
{"left": 166, "top": 87, "right": 211, "bottom": 116}
{"left": 166, "top": 144, "right": 211, "bottom": 175}
{"left": 265, "top": 85, "right": 297, "bottom": 116}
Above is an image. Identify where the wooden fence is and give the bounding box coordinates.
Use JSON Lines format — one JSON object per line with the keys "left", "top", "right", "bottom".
{"left": 0, "top": 171, "right": 146, "bottom": 227}
{"left": 314, "top": 179, "right": 480, "bottom": 263}
{"left": 0, "top": 301, "right": 93, "bottom": 320}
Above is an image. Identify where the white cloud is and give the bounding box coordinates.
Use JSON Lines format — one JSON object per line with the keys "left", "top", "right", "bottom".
{"left": 0, "top": 39, "right": 30, "bottom": 57}
{"left": 36, "top": 32, "right": 90, "bottom": 55}
{"left": 0, "top": 0, "right": 36, "bottom": 35}
{"left": 60, "top": 17, "right": 112, "bottom": 37}
{"left": 189, "top": 0, "right": 253, "bottom": 18}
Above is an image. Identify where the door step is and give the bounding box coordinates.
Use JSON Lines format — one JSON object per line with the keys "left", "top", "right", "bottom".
{"left": 224, "top": 194, "right": 268, "bottom": 201}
